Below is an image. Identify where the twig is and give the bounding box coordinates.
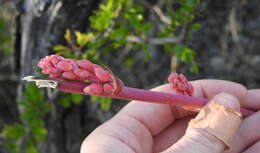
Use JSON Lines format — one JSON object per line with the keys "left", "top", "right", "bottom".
{"left": 103, "top": 7, "right": 121, "bottom": 37}
{"left": 152, "top": 5, "right": 171, "bottom": 24}
{"left": 135, "top": 0, "right": 171, "bottom": 25}
{"left": 127, "top": 36, "right": 181, "bottom": 44}
{"left": 127, "top": 23, "right": 187, "bottom": 45}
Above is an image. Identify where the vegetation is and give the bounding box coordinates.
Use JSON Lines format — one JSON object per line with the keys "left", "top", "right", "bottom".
{"left": 1, "top": 0, "right": 201, "bottom": 152}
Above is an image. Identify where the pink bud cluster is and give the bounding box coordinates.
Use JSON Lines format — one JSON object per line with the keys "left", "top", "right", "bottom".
{"left": 37, "top": 55, "right": 122, "bottom": 95}
{"left": 168, "top": 72, "right": 193, "bottom": 96}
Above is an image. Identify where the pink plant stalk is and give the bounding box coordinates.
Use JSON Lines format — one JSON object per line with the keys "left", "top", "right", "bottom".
{"left": 37, "top": 55, "right": 255, "bottom": 117}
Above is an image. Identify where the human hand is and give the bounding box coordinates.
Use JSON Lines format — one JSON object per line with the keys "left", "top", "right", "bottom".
{"left": 80, "top": 80, "right": 260, "bottom": 153}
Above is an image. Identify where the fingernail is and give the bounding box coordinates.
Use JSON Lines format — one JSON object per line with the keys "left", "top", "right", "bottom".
{"left": 210, "top": 92, "right": 240, "bottom": 111}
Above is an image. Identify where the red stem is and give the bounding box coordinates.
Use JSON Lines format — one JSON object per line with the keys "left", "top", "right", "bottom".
{"left": 54, "top": 78, "right": 255, "bottom": 117}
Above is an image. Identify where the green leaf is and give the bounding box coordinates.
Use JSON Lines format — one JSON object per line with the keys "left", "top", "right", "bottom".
{"left": 109, "top": 27, "right": 128, "bottom": 40}
{"left": 89, "top": 0, "right": 118, "bottom": 31}
{"left": 183, "top": 0, "right": 200, "bottom": 7}
{"left": 2, "top": 123, "right": 25, "bottom": 140}
{"left": 42, "top": 104, "right": 52, "bottom": 114}
{"left": 20, "top": 107, "right": 37, "bottom": 121}
{"left": 32, "top": 127, "right": 47, "bottom": 141}
{"left": 142, "top": 23, "right": 152, "bottom": 32}
{"left": 100, "top": 98, "right": 112, "bottom": 111}
{"left": 91, "top": 96, "right": 112, "bottom": 110}
{"left": 123, "top": 57, "right": 134, "bottom": 68}
{"left": 26, "top": 139, "right": 38, "bottom": 153}
{"left": 90, "top": 95, "right": 99, "bottom": 102}
{"left": 190, "top": 62, "right": 199, "bottom": 73}
{"left": 5, "top": 143, "right": 20, "bottom": 153}
{"left": 53, "top": 45, "right": 70, "bottom": 52}
{"left": 64, "top": 29, "right": 72, "bottom": 43}
{"left": 75, "top": 31, "right": 94, "bottom": 46}
{"left": 191, "top": 23, "right": 201, "bottom": 30}
{"left": 25, "top": 83, "right": 44, "bottom": 104}
{"left": 71, "top": 93, "right": 83, "bottom": 104}
{"left": 137, "top": 14, "right": 143, "bottom": 20}
{"left": 173, "top": 44, "right": 199, "bottom": 72}
{"left": 174, "top": 44, "right": 193, "bottom": 62}
{"left": 59, "top": 98, "right": 71, "bottom": 108}
{"left": 29, "top": 118, "right": 44, "bottom": 128}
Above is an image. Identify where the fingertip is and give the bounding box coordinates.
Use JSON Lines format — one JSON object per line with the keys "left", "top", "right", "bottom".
{"left": 211, "top": 92, "right": 240, "bottom": 111}
{"left": 191, "top": 79, "right": 247, "bottom": 106}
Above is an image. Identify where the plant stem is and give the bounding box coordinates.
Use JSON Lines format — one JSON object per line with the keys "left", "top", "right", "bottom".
{"left": 54, "top": 78, "right": 255, "bottom": 117}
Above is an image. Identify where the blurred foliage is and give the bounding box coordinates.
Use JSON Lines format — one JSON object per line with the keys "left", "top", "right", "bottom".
{"left": 2, "top": 85, "right": 84, "bottom": 153}
{"left": 54, "top": 0, "right": 201, "bottom": 111}
{"left": 3, "top": 83, "right": 51, "bottom": 153}
{"left": 2, "top": 0, "right": 201, "bottom": 152}
{"left": 59, "top": 93, "right": 83, "bottom": 108}
{"left": 0, "top": 19, "right": 13, "bottom": 55}
{"left": 0, "top": 1, "right": 15, "bottom": 56}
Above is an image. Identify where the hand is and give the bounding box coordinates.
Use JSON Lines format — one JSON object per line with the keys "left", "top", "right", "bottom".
{"left": 80, "top": 80, "right": 260, "bottom": 153}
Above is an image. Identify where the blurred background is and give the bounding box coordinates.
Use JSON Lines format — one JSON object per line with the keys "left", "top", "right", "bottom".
{"left": 0, "top": 0, "right": 260, "bottom": 153}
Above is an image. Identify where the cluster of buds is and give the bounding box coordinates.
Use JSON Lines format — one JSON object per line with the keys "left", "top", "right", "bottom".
{"left": 168, "top": 72, "right": 193, "bottom": 96}
{"left": 37, "top": 55, "right": 122, "bottom": 95}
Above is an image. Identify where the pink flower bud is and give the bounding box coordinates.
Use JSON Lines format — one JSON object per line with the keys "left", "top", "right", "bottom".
{"left": 77, "top": 60, "right": 93, "bottom": 71}
{"left": 168, "top": 72, "right": 179, "bottom": 83}
{"left": 62, "top": 72, "right": 77, "bottom": 79}
{"left": 176, "top": 82, "right": 185, "bottom": 91}
{"left": 103, "top": 83, "right": 114, "bottom": 94}
{"left": 46, "top": 67, "right": 59, "bottom": 76}
{"left": 179, "top": 74, "right": 188, "bottom": 82}
{"left": 57, "top": 61, "right": 73, "bottom": 72}
{"left": 64, "top": 59, "right": 75, "bottom": 63}
{"left": 50, "top": 59, "right": 58, "bottom": 66}
{"left": 50, "top": 74, "right": 60, "bottom": 77}
{"left": 42, "top": 69, "right": 48, "bottom": 74}
{"left": 45, "top": 56, "right": 51, "bottom": 61}
{"left": 74, "top": 69, "right": 90, "bottom": 79}
{"left": 186, "top": 84, "right": 193, "bottom": 96}
{"left": 71, "top": 62, "right": 79, "bottom": 69}
{"left": 168, "top": 72, "right": 193, "bottom": 96}
{"left": 37, "top": 61, "right": 44, "bottom": 68}
{"left": 83, "top": 83, "right": 103, "bottom": 94}
{"left": 94, "top": 68, "right": 112, "bottom": 82}
{"left": 45, "top": 62, "right": 53, "bottom": 68}
{"left": 55, "top": 55, "right": 65, "bottom": 61}
{"left": 93, "top": 64, "right": 103, "bottom": 69}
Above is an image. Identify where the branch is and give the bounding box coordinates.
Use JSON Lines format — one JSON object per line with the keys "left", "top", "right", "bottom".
{"left": 127, "top": 24, "right": 187, "bottom": 45}
{"left": 135, "top": 0, "right": 172, "bottom": 25}
{"left": 127, "top": 36, "right": 181, "bottom": 44}
{"left": 103, "top": 7, "right": 121, "bottom": 37}
{"left": 152, "top": 5, "right": 171, "bottom": 25}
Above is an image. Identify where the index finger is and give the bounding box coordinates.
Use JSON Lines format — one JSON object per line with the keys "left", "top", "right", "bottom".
{"left": 191, "top": 79, "right": 247, "bottom": 106}
{"left": 192, "top": 80, "right": 260, "bottom": 109}
{"left": 116, "top": 79, "right": 251, "bottom": 136}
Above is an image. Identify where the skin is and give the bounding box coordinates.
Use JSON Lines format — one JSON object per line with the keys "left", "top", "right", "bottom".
{"left": 81, "top": 80, "right": 260, "bottom": 153}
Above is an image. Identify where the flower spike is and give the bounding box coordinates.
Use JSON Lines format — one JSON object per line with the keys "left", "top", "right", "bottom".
{"left": 27, "top": 55, "right": 256, "bottom": 117}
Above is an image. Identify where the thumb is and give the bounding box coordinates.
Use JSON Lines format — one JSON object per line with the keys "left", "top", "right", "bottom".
{"left": 164, "top": 92, "right": 242, "bottom": 153}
